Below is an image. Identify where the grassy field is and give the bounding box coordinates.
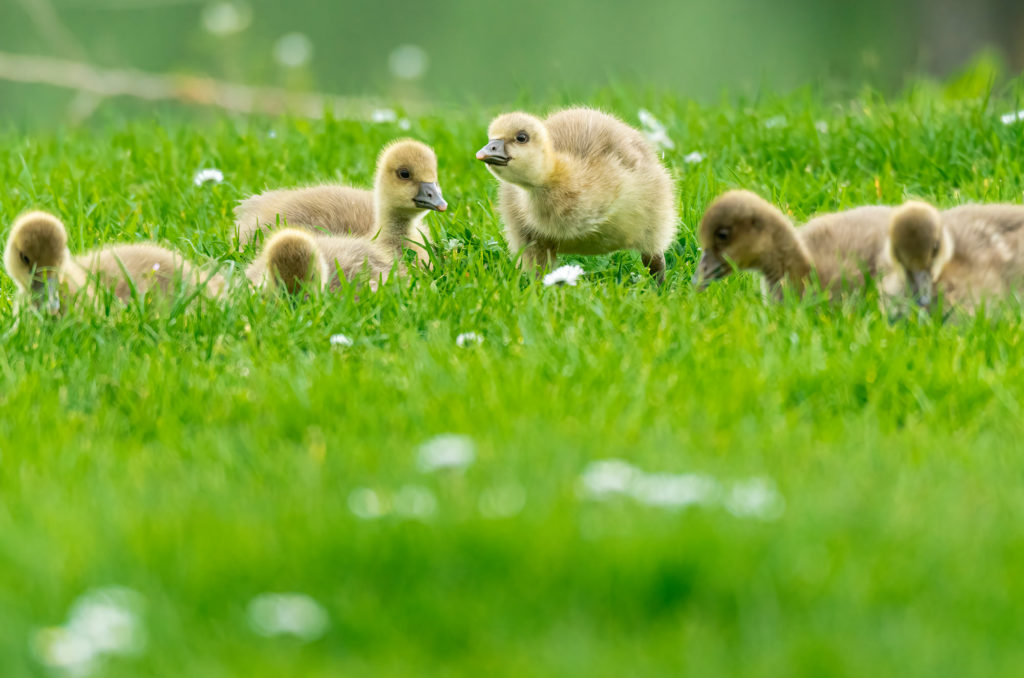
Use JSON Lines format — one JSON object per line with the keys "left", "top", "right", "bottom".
{"left": 3, "top": 85, "right": 1024, "bottom": 677}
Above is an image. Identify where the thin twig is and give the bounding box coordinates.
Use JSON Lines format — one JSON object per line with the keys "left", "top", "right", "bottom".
{"left": 0, "top": 51, "right": 404, "bottom": 120}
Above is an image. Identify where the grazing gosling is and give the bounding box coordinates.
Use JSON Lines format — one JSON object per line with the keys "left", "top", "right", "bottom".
{"left": 694, "top": 190, "right": 892, "bottom": 299}
{"left": 4, "top": 211, "right": 223, "bottom": 313}
{"left": 235, "top": 139, "right": 447, "bottom": 265}
{"left": 246, "top": 228, "right": 328, "bottom": 293}
{"left": 4, "top": 211, "right": 70, "bottom": 314}
{"left": 883, "top": 201, "right": 1024, "bottom": 309}
{"left": 476, "top": 108, "right": 676, "bottom": 282}
{"left": 246, "top": 230, "right": 397, "bottom": 294}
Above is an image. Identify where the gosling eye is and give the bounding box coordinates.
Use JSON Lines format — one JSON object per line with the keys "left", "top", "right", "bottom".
{"left": 932, "top": 241, "right": 940, "bottom": 256}
{"left": 396, "top": 168, "right": 412, "bottom": 180}
{"left": 19, "top": 252, "right": 30, "bottom": 267}
{"left": 714, "top": 228, "right": 730, "bottom": 243}
{"left": 515, "top": 131, "right": 529, "bottom": 144}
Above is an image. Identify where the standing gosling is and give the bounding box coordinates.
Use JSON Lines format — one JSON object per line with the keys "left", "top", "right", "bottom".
{"left": 4, "top": 210, "right": 223, "bottom": 313}
{"left": 883, "top": 201, "right": 1024, "bottom": 309}
{"left": 694, "top": 190, "right": 892, "bottom": 299}
{"left": 235, "top": 139, "right": 447, "bottom": 265}
{"left": 476, "top": 108, "right": 677, "bottom": 282}
{"left": 246, "top": 228, "right": 328, "bottom": 293}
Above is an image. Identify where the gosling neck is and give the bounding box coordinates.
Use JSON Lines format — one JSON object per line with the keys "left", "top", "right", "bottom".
{"left": 377, "top": 202, "right": 424, "bottom": 255}
{"left": 761, "top": 221, "right": 813, "bottom": 294}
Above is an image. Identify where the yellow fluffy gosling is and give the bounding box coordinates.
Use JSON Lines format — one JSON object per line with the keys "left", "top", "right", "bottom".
{"left": 235, "top": 139, "right": 447, "bottom": 265}
{"left": 883, "top": 201, "right": 1024, "bottom": 309}
{"left": 694, "top": 190, "right": 892, "bottom": 300}
{"left": 476, "top": 108, "right": 676, "bottom": 282}
{"left": 4, "top": 210, "right": 223, "bottom": 313}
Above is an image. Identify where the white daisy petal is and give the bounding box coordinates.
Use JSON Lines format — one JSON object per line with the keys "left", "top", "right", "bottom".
{"left": 417, "top": 434, "right": 475, "bottom": 472}
{"left": 193, "top": 168, "right": 224, "bottom": 186}
{"left": 247, "top": 593, "right": 328, "bottom": 641}
{"left": 543, "top": 264, "right": 585, "bottom": 287}
{"left": 455, "top": 332, "right": 482, "bottom": 348}
{"left": 1000, "top": 109, "right": 1024, "bottom": 125}
{"left": 329, "top": 334, "right": 353, "bottom": 347}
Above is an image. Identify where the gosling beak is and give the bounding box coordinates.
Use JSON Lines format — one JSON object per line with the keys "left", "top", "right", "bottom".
{"left": 414, "top": 182, "right": 448, "bottom": 212}
{"left": 44, "top": 276, "right": 61, "bottom": 315}
{"left": 692, "top": 251, "right": 730, "bottom": 290}
{"left": 909, "top": 269, "right": 934, "bottom": 308}
{"left": 476, "top": 139, "right": 510, "bottom": 166}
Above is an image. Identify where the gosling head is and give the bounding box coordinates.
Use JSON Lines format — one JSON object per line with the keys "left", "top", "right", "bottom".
{"left": 694, "top": 190, "right": 790, "bottom": 288}
{"left": 887, "top": 201, "right": 950, "bottom": 308}
{"left": 264, "top": 228, "right": 328, "bottom": 294}
{"left": 476, "top": 112, "right": 554, "bottom": 187}
{"left": 374, "top": 139, "right": 447, "bottom": 215}
{"left": 3, "top": 211, "right": 69, "bottom": 314}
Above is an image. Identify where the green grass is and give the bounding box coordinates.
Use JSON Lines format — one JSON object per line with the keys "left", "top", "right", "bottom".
{"left": 3, "top": 84, "right": 1024, "bottom": 677}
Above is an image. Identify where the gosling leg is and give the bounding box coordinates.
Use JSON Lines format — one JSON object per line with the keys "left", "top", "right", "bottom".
{"left": 642, "top": 252, "right": 667, "bottom": 284}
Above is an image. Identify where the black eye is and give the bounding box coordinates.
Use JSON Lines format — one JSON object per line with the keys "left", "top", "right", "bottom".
{"left": 515, "top": 131, "right": 529, "bottom": 143}
{"left": 932, "top": 241, "right": 940, "bottom": 256}
{"left": 19, "top": 252, "right": 30, "bottom": 266}
{"left": 715, "top": 228, "right": 730, "bottom": 243}
{"left": 397, "top": 168, "right": 412, "bottom": 180}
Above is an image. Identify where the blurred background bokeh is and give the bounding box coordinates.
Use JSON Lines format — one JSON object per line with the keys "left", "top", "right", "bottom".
{"left": 1, "top": 0, "right": 1023, "bottom": 126}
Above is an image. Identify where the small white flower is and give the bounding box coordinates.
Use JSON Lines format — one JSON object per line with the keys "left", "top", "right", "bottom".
{"left": 764, "top": 115, "right": 787, "bottom": 129}
{"left": 268, "top": 130, "right": 278, "bottom": 139}
{"left": 388, "top": 44, "right": 428, "bottom": 80}
{"left": 398, "top": 118, "right": 412, "bottom": 131}
{"left": 543, "top": 264, "right": 584, "bottom": 287}
{"left": 725, "top": 477, "right": 785, "bottom": 520}
{"left": 1000, "top": 109, "right": 1024, "bottom": 125}
{"left": 479, "top": 483, "right": 527, "bottom": 518}
{"left": 444, "top": 238, "right": 463, "bottom": 251}
{"left": 247, "top": 593, "right": 328, "bottom": 641}
{"left": 66, "top": 588, "right": 146, "bottom": 657}
{"left": 579, "top": 459, "right": 639, "bottom": 498}
{"left": 348, "top": 487, "right": 387, "bottom": 519}
{"left": 32, "top": 587, "right": 146, "bottom": 676}
{"left": 200, "top": 0, "right": 252, "bottom": 36}
{"left": 637, "top": 108, "right": 675, "bottom": 150}
{"left": 630, "top": 472, "right": 719, "bottom": 509}
{"left": 417, "top": 434, "right": 475, "bottom": 472}
{"left": 329, "top": 334, "right": 353, "bottom": 347}
{"left": 455, "top": 332, "right": 482, "bottom": 348}
{"left": 151, "top": 263, "right": 160, "bottom": 272}
{"left": 814, "top": 120, "right": 829, "bottom": 134}
{"left": 392, "top": 484, "right": 438, "bottom": 519}
{"left": 32, "top": 626, "right": 97, "bottom": 674}
{"left": 370, "top": 108, "right": 398, "bottom": 123}
{"left": 683, "top": 151, "right": 704, "bottom": 164}
{"left": 193, "top": 168, "right": 224, "bottom": 186}
{"left": 273, "top": 32, "right": 313, "bottom": 68}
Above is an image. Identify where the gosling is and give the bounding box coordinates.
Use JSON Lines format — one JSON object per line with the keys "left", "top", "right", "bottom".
{"left": 235, "top": 139, "right": 447, "bottom": 265}
{"left": 694, "top": 190, "right": 892, "bottom": 300}
{"left": 4, "top": 210, "right": 223, "bottom": 313}
{"left": 883, "top": 201, "right": 1024, "bottom": 309}
{"left": 246, "top": 228, "right": 328, "bottom": 293}
{"left": 3, "top": 211, "right": 69, "bottom": 314}
{"left": 476, "top": 108, "right": 677, "bottom": 282}
{"left": 246, "top": 229, "right": 397, "bottom": 294}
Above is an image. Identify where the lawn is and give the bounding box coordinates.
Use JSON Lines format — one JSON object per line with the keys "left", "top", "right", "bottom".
{"left": 2, "top": 84, "right": 1024, "bottom": 677}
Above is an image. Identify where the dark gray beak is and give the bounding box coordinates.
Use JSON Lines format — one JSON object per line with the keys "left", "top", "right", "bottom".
{"left": 692, "top": 251, "right": 730, "bottom": 289}
{"left": 909, "top": 269, "right": 934, "bottom": 308}
{"left": 476, "top": 139, "right": 509, "bottom": 166}
{"left": 414, "top": 182, "right": 447, "bottom": 212}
